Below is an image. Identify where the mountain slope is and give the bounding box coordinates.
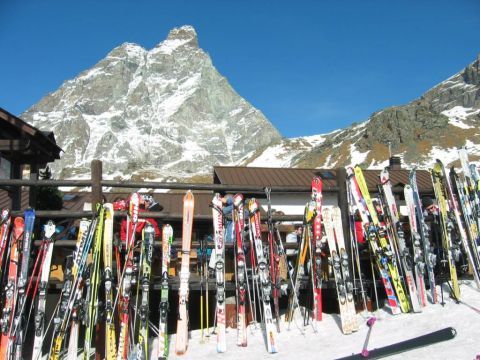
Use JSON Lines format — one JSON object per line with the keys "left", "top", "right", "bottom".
{"left": 248, "top": 55, "right": 480, "bottom": 170}
{"left": 22, "top": 26, "right": 281, "bottom": 179}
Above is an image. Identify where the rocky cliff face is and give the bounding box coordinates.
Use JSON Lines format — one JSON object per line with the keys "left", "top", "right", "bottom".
{"left": 22, "top": 26, "right": 282, "bottom": 179}
{"left": 249, "top": 55, "right": 480, "bottom": 170}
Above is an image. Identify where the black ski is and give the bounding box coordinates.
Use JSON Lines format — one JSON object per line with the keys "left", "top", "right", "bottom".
{"left": 336, "top": 327, "right": 457, "bottom": 359}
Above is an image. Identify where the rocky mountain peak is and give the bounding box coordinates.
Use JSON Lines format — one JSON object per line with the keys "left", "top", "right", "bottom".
{"left": 22, "top": 25, "right": 281, "bottom": 180}
{"left": 164, "top": 25, "right": 199, "bottom": 49}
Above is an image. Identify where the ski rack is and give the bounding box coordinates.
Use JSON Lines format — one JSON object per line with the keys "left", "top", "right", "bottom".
{"left": 0, "top": 161, "right": 437, "bottom": 296}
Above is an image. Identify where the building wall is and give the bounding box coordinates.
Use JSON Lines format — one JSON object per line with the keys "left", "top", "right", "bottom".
{"left": 258, "top": 192, "right": 339, "bottom": 216}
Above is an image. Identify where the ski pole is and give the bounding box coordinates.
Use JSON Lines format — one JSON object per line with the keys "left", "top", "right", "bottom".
{"left": 205, "top": 254, "right": 210, "bottom": 338}
{"left": 361, "top": 316, "right": 377, "bottom": 358}
{"left": 369, "top": 249, "right": 379, "bottom": 312}
{"left": 200, "top": 237, "right": 204, "bottom": 343}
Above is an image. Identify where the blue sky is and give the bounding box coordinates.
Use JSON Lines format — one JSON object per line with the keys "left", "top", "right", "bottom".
{"left": 1, "top": 1, "right": 479, "bottom": 137}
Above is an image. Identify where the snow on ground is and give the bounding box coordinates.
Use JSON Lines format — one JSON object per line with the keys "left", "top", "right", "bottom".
{"left": 248, "top": 143, "right": 301, "bottom": 168}
{"left": 442, "top": 106, "right": 479, "bottom": 129}
{"left": 349, "top": 143, "right": 370, "bottom": 166}
{"left": 426, "top": 146, "right": 463, "bottom": 168}
{"left": 156, "top": 281, "right": 480, "bottom": 359}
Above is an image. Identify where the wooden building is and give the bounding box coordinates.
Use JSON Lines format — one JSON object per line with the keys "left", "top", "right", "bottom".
{"left": 0, "top": 107, "right": 62, "bottom": 209}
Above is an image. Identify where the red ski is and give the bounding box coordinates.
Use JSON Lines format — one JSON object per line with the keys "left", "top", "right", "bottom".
{"left": 311, "top": 177, "right": 323, "bottom": 321}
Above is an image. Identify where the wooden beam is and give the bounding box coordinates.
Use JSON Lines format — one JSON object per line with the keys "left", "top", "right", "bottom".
{"left": 0, "top": 139, "right": 29, "bottom": 151}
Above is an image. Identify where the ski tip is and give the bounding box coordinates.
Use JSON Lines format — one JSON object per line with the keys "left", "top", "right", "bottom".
{"left": 448, "top": 327, "right": 457, "bottom": 338}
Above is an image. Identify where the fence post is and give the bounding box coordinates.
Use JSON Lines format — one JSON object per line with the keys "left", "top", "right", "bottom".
{"left": 91, "top": 160, "right": 103, "bottom": 207}
{"left": 28, "top": 162, "right": 38, "bottom": 208}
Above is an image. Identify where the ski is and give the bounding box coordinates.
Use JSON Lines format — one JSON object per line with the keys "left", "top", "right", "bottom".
{"left": 347, "top": 168, "right": 401, "bottom": 315}
{"left": 233, "top": 194, "right": 247, "bottom": 346}
{"left": 323, "top": 207, "right": 351, "bottom": 334}
{"left": 248, "top": 198, "right": 277, "bottom": 353}
{"left": 410, "top": 168, "right": 437, "bottom": 304}
{"left": 449, "top": 167, "right": 480, "bottom": 287}
{"left": 158, "top": 224, "right": 173, "bottom": 360}
{"left": 211, "top": 193, "right": 226, "bottom": 352}
{"left": 11, "top": 207, "right": 35, "bottom": 359}
{"left": 332, "top": 207, "right": 358, "bottom": 332}
{"left": 286, "top": 201, "right": 315, "bottom": 324}
{"left": 65, "top": 219, "right": 91, "bottom": 360}
{"left": 175, "top": 190, "right": 194, "bottom": 355}
{"left": 0, "top": 217, "right": 23, "bottom": 359}
{"left": 336, "top": 327, "right": 457, "bottom": 359}
{"left": 0, "top": 209, "right": 11, "bottom": 279}
{"left": 49, "top": 255, "right": 75, "bottom": 359}
{"left": 311, "top": 177, "right": 324, "bottom": 322}
{"left": 431, "top": 160, "right": 461, "bottom": 299}
{"left": 265, "top": 188, "right": 281, "bottom": 331}
{"left": 103, "top": 203, "right": 117, "bottom": 360}
{"left": 83, "top": 204, "right": 104, "bottom": 360}
{"left": 117, "top": 193, "right": 140, "bottom": 360}
{"left": 404, "top": 185, "right": 428, "bottom": 308}
{"left": 31, "top": 221, "right": 56, "bottom": 360}
{"left": 137, "top": 223, "right": 154, "bottom": 359}
{"left": 354, "top": 166, "right": 410, "bottom": 313}
{"left": 379, "top": 169, "right": 422, "bottom": 312}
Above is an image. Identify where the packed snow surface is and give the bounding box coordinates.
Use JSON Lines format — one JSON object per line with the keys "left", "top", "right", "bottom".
{"left": 147, "top": 281, "right": 479, "bottom": 359}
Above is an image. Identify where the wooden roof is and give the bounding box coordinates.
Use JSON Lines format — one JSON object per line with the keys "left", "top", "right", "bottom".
{"left": 214, "top": 166, "right": 434, "bottom": 194}
{"left": 0, "top": 107, "right": 62, "bottom": 165}
{"left": 213, "top": 166, "right": 337, "bottom": 190}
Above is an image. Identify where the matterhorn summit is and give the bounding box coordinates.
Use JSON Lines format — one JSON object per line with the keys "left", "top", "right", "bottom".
{"left": 23, "top": 25, "right": 281, "bottom": 180}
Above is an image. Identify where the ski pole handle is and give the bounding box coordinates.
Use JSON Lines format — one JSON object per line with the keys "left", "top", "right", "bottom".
{"left": 366, "top": 317, "right": 376, "bottom": 327}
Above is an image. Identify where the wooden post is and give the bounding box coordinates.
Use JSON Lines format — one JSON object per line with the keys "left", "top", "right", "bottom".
{"left": 91, "top": 160, "right": 103, "bottom": 208}
{"left": 29, "top": 162, "right": 39, "bottom": 208}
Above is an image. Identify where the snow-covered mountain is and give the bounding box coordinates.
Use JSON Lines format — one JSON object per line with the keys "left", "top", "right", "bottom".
{"left": 248, "top": 55, "right": 480, "bottom": 170}
{"left": 22, "top": 26, "right": 281, "bottom": 180}
{"left": 22, "top": 25, "right": 480, "bottom": 180}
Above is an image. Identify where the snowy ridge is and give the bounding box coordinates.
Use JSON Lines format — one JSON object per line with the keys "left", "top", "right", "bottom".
{"left": 246, "top": 56, "right": 480, "bottom": 171}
